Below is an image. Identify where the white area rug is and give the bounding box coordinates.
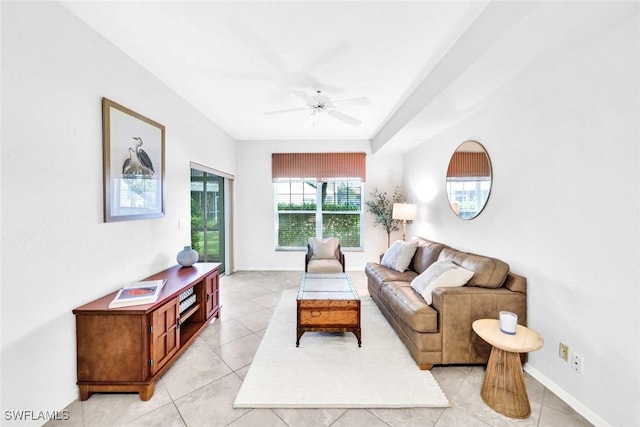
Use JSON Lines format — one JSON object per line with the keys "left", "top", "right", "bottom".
{"left": 234, "top": 289, "right": 450, "bottom": 408}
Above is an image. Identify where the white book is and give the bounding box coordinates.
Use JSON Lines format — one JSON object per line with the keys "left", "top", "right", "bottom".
{"left": 108, "top": 279, "right": 167, "bottom": 309}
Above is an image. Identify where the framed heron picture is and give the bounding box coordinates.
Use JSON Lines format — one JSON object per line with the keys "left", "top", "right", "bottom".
{"left": 102, "top": 97, "right": 165, "bottom": 222}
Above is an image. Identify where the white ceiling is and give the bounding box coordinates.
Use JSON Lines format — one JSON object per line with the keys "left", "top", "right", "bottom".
{"left": 60, "top": 1, "right": 628, "bottom": 153}
{"left": 61, "top": 1, "right": 489, "bottom": 147}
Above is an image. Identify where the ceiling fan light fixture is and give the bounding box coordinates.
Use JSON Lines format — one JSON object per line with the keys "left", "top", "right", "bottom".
{"left": 265, "top": 88, "right": 369, "bottom": 127}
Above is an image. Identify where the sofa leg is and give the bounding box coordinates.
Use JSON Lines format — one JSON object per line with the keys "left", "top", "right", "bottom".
{"left": 418, "top": 364, "right": 433, "bottom": 370}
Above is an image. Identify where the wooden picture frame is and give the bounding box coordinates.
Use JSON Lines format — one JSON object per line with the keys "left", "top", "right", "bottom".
{"left": 102, "top": 97, "right": 165, "bottom": 222}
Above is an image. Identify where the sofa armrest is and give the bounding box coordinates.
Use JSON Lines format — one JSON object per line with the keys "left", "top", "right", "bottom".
{"left": 335, "top": 244, "right": 346, "bottom": 272}
{"left": 503, "top": 272, "right": 527, "bottom": 294}
{"left": 305, "top": 244, "right": 313, "bottom": 272}
{"left": 431, "top": 286, "right": 527, "bottom": 364}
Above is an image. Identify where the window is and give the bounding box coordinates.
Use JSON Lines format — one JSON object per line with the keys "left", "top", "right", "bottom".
{"left": 272, "top": 152, "right": 366, "bottom": 249}
{"left": 446, "top": 177, "right": 491, "bottom": 220}
{"left": 275, "top": 178, "right": 362, "bottom": 249}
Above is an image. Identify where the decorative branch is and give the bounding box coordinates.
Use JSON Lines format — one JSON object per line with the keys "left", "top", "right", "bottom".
{"left": 365, "top": 186, "right": 407, "bottom": 248}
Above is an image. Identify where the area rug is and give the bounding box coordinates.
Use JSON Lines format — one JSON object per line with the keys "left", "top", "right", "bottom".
{"left": 234, "top": 288, "right": 450, "bottom": 408}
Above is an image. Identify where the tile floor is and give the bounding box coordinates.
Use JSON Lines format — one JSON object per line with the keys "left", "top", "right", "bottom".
{"left": 48, "top": 271, "right": 593, "bottom": 427}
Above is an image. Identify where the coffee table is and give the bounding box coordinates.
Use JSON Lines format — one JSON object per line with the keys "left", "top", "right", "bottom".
{"left": 296, "top": 273, "right": 361, "bottom": 347}
{"left": 472, "top": 319, "right": 544, "bottom": 418}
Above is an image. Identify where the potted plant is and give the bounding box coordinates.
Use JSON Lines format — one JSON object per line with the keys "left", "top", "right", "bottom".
{"left": 365, "top": 186, "right": 407, "bottom": 248}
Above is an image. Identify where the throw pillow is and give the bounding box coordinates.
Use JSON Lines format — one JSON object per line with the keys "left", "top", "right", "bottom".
{"left": 410, "top": 260, "right": 474, "bottom": 305}
{"left": 381, "top": 240, "right": 419, "bottom": 272}
{"left": 309, "top": 237, "right": 337, "bottom": 259}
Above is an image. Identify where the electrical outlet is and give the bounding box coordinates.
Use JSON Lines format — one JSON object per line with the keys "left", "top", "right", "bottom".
{"left": 559, "top": 342, "right": 569, "bottom": 361}
{"left": 573, "top": 354, "right": 584, "bottom": 374}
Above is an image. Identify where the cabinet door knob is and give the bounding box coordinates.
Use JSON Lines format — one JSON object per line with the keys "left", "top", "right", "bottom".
{"left": 206, "top": 293, "right": 210, "bottom": 302}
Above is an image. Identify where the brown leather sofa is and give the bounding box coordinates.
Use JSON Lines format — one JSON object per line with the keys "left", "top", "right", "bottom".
{"left": 365, "top": 236, "right": 527, "bottom": 370}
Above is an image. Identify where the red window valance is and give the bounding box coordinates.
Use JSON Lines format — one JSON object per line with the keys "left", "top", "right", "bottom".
{"left": 272, "top": 152, "right": 366, "bottom": 181}
{"left": 447, "top": 152, "right": 491, "bottom": 178}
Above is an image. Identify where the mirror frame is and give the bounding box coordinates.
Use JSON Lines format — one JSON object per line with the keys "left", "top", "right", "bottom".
{"left": 445, "top": 140, "right": 493, "bottom": 220}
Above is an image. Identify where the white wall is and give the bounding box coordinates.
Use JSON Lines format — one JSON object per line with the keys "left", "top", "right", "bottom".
{"left": 401, "top": 8, "right": 639, "bottom": 427}
{"left": 1, "top": 2, "right": 235, "bottom": 424}
{"left": 234, "top": 140, "right": 404, "bottom": 271}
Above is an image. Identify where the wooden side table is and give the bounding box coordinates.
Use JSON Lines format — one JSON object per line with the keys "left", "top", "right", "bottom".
{"left": 472, "top": 319, "right": 544, "bottom": 418}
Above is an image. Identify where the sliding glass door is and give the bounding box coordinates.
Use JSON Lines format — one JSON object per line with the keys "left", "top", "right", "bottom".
{"left": 191, "top": 168, "right": 225, "bottom": 274}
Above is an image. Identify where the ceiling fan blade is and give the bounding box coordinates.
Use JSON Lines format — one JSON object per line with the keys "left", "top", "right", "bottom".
{"left": 302, "top": 42, "right": 350, "bottom": 74}
{"left": 264, "top": 107, "right": 309, "bottom": 115}
{"left": 292, "top": 90, "right": 314, "bottom": 105}
{"left": 332, "top": 97, "right": 371, "bottom": 107}
{"left": 327, "top": 109, "right": 361, "bottom": 126}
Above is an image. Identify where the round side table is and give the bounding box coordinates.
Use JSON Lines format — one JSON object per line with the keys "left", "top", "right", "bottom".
{"left": 472, "top": 319, "right": 544, "bottom": 418}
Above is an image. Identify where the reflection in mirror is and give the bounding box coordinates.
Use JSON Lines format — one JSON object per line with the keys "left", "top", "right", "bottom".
{"left": 446, "top": 140, "right": 492, "bottom": 220}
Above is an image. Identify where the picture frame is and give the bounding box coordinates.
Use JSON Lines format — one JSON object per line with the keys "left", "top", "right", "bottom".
{"left": 102, "top": 97, "right": 165, "bottom": 222}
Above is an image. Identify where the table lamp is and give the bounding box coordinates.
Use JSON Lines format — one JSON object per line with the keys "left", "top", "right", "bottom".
{"left": 392, "top": 203, "right": 417, "bottom": 241}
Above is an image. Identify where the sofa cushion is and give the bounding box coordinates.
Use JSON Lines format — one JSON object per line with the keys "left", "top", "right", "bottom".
{"left": 410, "top": 261, "right": 474, "bottom": 304}
{"left": 365, "top": 262, "right": 417, "bottom": 294}
{"left": 409, "top": 238, "right": 448, "bottom": 274}
{"left": 381, "top": 240, "right": 419, "bottom": 272}
{"left": 437, "top": 247, "right": 509, "bottom": 288}
{"left": 381, "top": 282, "right": 438, "bottom": 333}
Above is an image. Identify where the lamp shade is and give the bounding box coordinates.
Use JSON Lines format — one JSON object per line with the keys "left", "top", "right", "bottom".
{"left": 392, "top": 203, "right": 417, "bottom": 221}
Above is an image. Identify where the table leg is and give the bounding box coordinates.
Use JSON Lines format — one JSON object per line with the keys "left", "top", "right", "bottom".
{"left": 296, "top": 328, "right": 303, "bottom": 347}
{"left": 353, "top": 328, "right": 362, "bottom": 347}
{"left": 480, "top": 346, "right": 531, "bottom": 418}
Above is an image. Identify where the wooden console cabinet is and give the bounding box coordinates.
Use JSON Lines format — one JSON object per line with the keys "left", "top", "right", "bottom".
{"left": 73, "top": 263, "right": 221, "bottom": 401}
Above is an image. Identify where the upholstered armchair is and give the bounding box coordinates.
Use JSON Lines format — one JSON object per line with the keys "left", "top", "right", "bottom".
{"left": 305, "top": 237, "right": 345, "bottom": 273}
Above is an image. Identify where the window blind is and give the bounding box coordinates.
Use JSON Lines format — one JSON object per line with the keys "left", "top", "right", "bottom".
{"left": 272, "top": 152, "right": 366, "bottom": 181}
{"left": 446, "top": 152, "right": 491, "bottom": 177}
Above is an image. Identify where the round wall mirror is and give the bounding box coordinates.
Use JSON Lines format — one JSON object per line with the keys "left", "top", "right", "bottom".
{"left": 446, "top": 140, "right": 492, "bottom": 220}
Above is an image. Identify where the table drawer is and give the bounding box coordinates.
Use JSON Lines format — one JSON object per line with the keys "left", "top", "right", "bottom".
{"left": 299, "top": 308, "right": 359, "bottom": 326}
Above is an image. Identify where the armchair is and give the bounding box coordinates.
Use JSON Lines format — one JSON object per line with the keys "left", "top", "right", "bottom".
{"left": 305, "top": 237, "right": 345, "bottom": 273}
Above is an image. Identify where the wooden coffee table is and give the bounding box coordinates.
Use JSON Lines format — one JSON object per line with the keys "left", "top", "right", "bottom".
{"left": 296, "top": 273, "right": 361, "bottom": 347}
{"left": 472, "top": 319, "right": 544, "bottom": 418}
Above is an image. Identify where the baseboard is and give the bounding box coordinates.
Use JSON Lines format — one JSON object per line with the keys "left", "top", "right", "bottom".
{"left": 523, "top": 364, "right": 611, "bottom": 427}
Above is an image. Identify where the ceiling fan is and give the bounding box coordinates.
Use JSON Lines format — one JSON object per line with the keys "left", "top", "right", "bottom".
{"left": 265, "top": 90, "right": 371, "bottom": 127}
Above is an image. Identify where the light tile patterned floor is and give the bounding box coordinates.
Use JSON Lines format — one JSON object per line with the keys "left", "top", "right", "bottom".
{"left": 47, "top": 271, "right": 593, "bottom": 427}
